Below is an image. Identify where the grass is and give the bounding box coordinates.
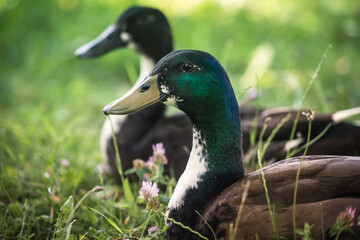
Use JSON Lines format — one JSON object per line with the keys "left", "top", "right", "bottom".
{"left": 286, "top": 45, "right": 331, "bottom": 158}
{"left": 229, "top": 180, "right": 250, "bottom": 240}
{"left": 292, "top": 111, "right": 313, "bottom": 239}
{"left": 1, "top": 0, "right": 360, "bottom": 239}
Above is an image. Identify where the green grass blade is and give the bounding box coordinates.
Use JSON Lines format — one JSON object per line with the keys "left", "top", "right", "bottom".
{"left": 195, "top": 210, "right": 217, "bottom": 240}
{"left": 286, "top": 45, "right": 331, "bottom": 158}
{"left": 162, "top": 212, "right": 209, "bottom": 240}
{"left": 89, "top": 207, "right": 124, "bottom": 234}
{"left": 47, "top": 141, "right": 60, "bottom": 168}
{"left": 293, "top": 110, "right": 313, "bottom": 239}
{"left": 288, "top": 123, "right": 332, "bottom": 157}
{"left": 108, "top": 116, "right": 138, "bottom": 216}
{"left": 54, "top": 196, "right": 74, "bottom": 240}
{"left": 229, "top": 181, "right": 250, "bottom": 240}
{"left": 67, "top": 186, "right": 103, "bottom": 225}
{"left": 257, "top": 150, "right": 279, "bottom": 239}
{"left": 260, "top": 114, "right": 291, "bottom": 160}
{"left": 1, "top": 163, "right": 13, "bottom": 202}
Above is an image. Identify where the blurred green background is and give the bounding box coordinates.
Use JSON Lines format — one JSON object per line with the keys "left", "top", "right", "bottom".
{"left": 0, "top": 0, "right": 359, "bottom": 238}
{"left": 1, "top": 0, "right": 360, "bottom": 112}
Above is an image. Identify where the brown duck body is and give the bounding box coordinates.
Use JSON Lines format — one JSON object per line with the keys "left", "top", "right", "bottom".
{"left": 242, "top": 107, "right": 360, "bottom": 164}
{"left": 196, "top": 156, "right": 360, "bottom": 240}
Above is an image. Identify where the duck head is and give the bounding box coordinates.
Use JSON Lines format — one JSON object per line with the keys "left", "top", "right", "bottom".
{"left": 104, "top": 49, "right": 239, "bottom": 123}
{"left": 75, "top": 6, "right": 173, "bottom": 62}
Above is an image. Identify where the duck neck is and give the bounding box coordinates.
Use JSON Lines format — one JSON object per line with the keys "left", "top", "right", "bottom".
{"left": 111, "top": 54, "right": 165, "bottom": 150}
{"left": 166, "top": 99, "right": 244, "bottom": 237}
{"left": 141, "top": 33, "right": 173, "bottom": 65}
{"left": 130, "top": 53, "right": 166, "bottom": 117}
{"left": 138, "top": 54, "right": 157, "bottom": 83}
{"left": 132, "top": 46, "right": 171, "bottom": 119}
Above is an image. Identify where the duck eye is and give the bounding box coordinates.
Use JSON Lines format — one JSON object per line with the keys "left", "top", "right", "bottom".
{"left": 182, "top": 63, "right": 194, "bottom": 72}
{"left": 140, "top": 83, "right": 150, "bottom": 92}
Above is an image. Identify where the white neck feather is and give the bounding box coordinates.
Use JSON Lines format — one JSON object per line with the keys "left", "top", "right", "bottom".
{"left": 138, "top": 54, "right": 156, "bottom": 83}
{"left": 166, "top": 127, "right": 208, "bottom": 214}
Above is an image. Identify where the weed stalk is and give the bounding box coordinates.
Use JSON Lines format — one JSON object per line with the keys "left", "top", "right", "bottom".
{"left": 162, "top": 213, "right": 209, "bottom": 240}
{"left": 67, "top": 186, "right": 103, "bottom": 225}
{"left": 229, "top": 181, "right": 251, "bottom": 240}
{"left": 257, "top": 150, "right": 279, "bottom": 239}
{"left": 292, "top": 109, "right": 313, "bottom": 239}
{"left": 195, "top": 210, "right": 217, "bottom": 240}
{"left": 286, "top": 45, "right": 331, "bottom": 158}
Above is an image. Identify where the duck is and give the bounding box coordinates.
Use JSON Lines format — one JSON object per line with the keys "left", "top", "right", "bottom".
{"left": 75, "top": 6, "right": 192, "bottom": 182}
{"left": 103, "top": 50, "right": 360, "bottom": 239}
{"left": 242, "top": 106, "right": 360, "bottom": 165}
{"left": 76, "top": 6, "right": 360, "bottom": 183}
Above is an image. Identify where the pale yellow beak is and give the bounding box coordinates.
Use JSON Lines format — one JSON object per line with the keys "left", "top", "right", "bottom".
{"left": 103, "top": 74, "right": 162, "bottom": 115}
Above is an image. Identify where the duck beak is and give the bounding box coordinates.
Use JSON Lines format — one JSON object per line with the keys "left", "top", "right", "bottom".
{"left": 75, "top": 24, "right": 126, "bottom": 58}
{"left": 103, "top": 74, "right": 163, "bottom": 115}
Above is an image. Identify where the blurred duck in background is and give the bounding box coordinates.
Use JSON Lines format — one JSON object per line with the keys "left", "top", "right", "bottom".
{"left": 76, "top": 6, "right": 191, "bottom": 183}
{"left": 75, "top": 6, "right": 360, "bottom": 183}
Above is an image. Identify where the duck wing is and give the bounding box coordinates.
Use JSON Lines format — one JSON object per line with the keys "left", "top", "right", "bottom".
{"left": 197, "top": 156, "right": 360, "bottom": 240}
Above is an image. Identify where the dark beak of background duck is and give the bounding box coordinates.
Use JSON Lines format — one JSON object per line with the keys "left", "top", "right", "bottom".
{"left": 75, "top": 24, "right": 127, "bottom": 58}
{"left": 103, "top": 74, "right": 162, "bottom": 115}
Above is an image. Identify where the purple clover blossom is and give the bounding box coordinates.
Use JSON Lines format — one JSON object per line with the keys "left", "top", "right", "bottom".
{"left": 146, "top": 157, "right": 156, "bottom": 170}
{"left": 151, "top": 142, "right": 168, "bottom": 164}
{"left": 139, "top": 181, "right": 159, "bottom": 202}
{"left": 148, "top": 225, "right": 160, "bottom": 235}
{"left": 153, "top": 142, "right": 166, "bottom": 156}
{"left": 145, "top": 157, "right": 159, "bottom": 176}
{"left": 139, "top": 181, "right": 161, "bottom": 211}
{"left": 338, "top": 206, "right": 356, "bottom": 227}
{"left": 330, "top": 206, "right": 357, "bottom": 238}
